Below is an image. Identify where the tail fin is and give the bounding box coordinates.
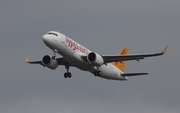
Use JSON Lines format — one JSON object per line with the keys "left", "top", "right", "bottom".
{"left": 112, "top": 47, "right": 128, "bottom": 72}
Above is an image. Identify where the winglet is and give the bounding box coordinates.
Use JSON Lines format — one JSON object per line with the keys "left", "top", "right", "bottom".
{"left": 26, "top": 54, "right": 31, "bottom": 63}
{"left": 163, "top": 45, "right": 168, "bottom": 54}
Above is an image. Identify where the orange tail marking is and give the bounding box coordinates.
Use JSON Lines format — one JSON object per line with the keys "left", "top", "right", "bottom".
{"left": 112, "top": 47, "right": 128, "bottom": 72}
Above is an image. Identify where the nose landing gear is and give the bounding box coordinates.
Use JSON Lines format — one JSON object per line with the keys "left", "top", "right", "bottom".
{"left": 64, "top": 72, "right": 72, "bottom": 78}
{"left": 52, "top": 49, "right": 72, "bottom": 78}
{"left": 52, "top": 49, "right": 58, "bottom": 59}
{"left": 64, "top": 63, "right": 72, "bottom": 78}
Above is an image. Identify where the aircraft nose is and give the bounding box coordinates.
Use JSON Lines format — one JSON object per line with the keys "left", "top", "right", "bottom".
{"left": 42, "top": 34, "right": 49, "bottom": 44}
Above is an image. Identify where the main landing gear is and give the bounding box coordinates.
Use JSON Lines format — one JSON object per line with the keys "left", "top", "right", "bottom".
{"left": 64, "top": 64, "right": 72, "bottom": 78}
{"left": 94, "top": 71, "right": 102, "bottom": 76}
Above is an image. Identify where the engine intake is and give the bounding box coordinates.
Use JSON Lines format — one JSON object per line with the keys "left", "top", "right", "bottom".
{"left": 87, "top": 52, "right": 104, "bottom": 66}
{"left": 42, "top": 55, "right": 58, "bottom": 70}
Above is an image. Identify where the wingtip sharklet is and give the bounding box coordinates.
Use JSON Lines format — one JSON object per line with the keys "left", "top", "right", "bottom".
{"left": 163, "top": 45, "right": 168, "bottom": 54}
{"left": 26, "top": 54, "right": 31, "bottom": 63}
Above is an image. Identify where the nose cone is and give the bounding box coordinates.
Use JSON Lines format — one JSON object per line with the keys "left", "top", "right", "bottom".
{"left": 42, "top": 34, "right": 49, "bottom": 44}
{"left": 42, "top": 34, "right": 54, "bottom": 49}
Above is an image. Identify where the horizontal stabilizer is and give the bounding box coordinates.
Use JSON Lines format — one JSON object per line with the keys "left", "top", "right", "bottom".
{"left": 121, "top": 73, "right": 148, "bottom": 77}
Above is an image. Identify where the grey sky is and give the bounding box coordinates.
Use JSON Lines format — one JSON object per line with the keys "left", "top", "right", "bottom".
{"left": 0, "top": 0, "right": 180, "bottom": 113}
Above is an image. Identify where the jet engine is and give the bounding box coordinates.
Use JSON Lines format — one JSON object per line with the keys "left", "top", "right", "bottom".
{"left": 87, "top": 52, "right": 104, "bottom": 66}
{"left": 42, "top": 55, "right": 58, "bottom": 70}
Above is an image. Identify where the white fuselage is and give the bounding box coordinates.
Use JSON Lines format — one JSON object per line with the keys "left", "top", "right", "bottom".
{"left": 43, "top": 31, "right": 127, "bottom": 80}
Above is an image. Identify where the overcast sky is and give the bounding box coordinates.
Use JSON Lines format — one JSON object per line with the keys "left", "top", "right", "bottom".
{"left": 0, "top": 0, "right": 180, "bottom": 113}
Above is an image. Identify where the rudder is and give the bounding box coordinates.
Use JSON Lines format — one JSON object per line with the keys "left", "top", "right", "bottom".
{"left": 112, "top": 47, "right": 128, "bottom": 72}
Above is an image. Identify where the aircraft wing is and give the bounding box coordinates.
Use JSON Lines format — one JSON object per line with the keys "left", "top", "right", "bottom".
{"left": 82, "top": 45, "right": 168, "bottom": 64}
{"left": 26, "top": 55, "right": 71, "bottom": 66}
{"left": 102, "top": 45, "right": 168, "bottom": 63}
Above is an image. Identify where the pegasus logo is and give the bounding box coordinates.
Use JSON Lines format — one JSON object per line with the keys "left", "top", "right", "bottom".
{"left": 65, "top": 36, "right": 89, "bottom": 54}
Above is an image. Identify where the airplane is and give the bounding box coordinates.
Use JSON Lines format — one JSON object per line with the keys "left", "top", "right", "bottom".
{"left": 26, "top": 31, "right": 168, "bottom": 80}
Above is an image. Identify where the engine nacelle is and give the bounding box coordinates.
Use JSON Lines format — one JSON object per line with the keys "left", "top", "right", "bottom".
{"left": 42, "top": 55, "right": 58, "bottom": 70}
{"left": 87, "top": 52, "right": 104, "bottom": 66}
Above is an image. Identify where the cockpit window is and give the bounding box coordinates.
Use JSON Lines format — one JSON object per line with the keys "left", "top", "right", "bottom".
{"left": 48, "top": 32, "right": 58, "bottom": 36}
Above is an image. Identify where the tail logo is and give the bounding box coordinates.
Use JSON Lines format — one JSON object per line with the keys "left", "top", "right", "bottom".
{"left": 121, "top": 49, "right": 126, "bottom": 55}
{"left": 112, "top": 47, "right": 128, "bottom": 72}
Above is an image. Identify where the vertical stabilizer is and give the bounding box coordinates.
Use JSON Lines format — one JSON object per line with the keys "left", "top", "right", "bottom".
{"left": 112, "top": 47, "right": 128, "bottom": 72}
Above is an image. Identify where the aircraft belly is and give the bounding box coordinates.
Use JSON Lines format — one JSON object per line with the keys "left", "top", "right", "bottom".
{"left": 58, "top": 48, "right": 94, "bottom": 71}
{"left": 69, "top": 59, "right": 95, "bottom": 71}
